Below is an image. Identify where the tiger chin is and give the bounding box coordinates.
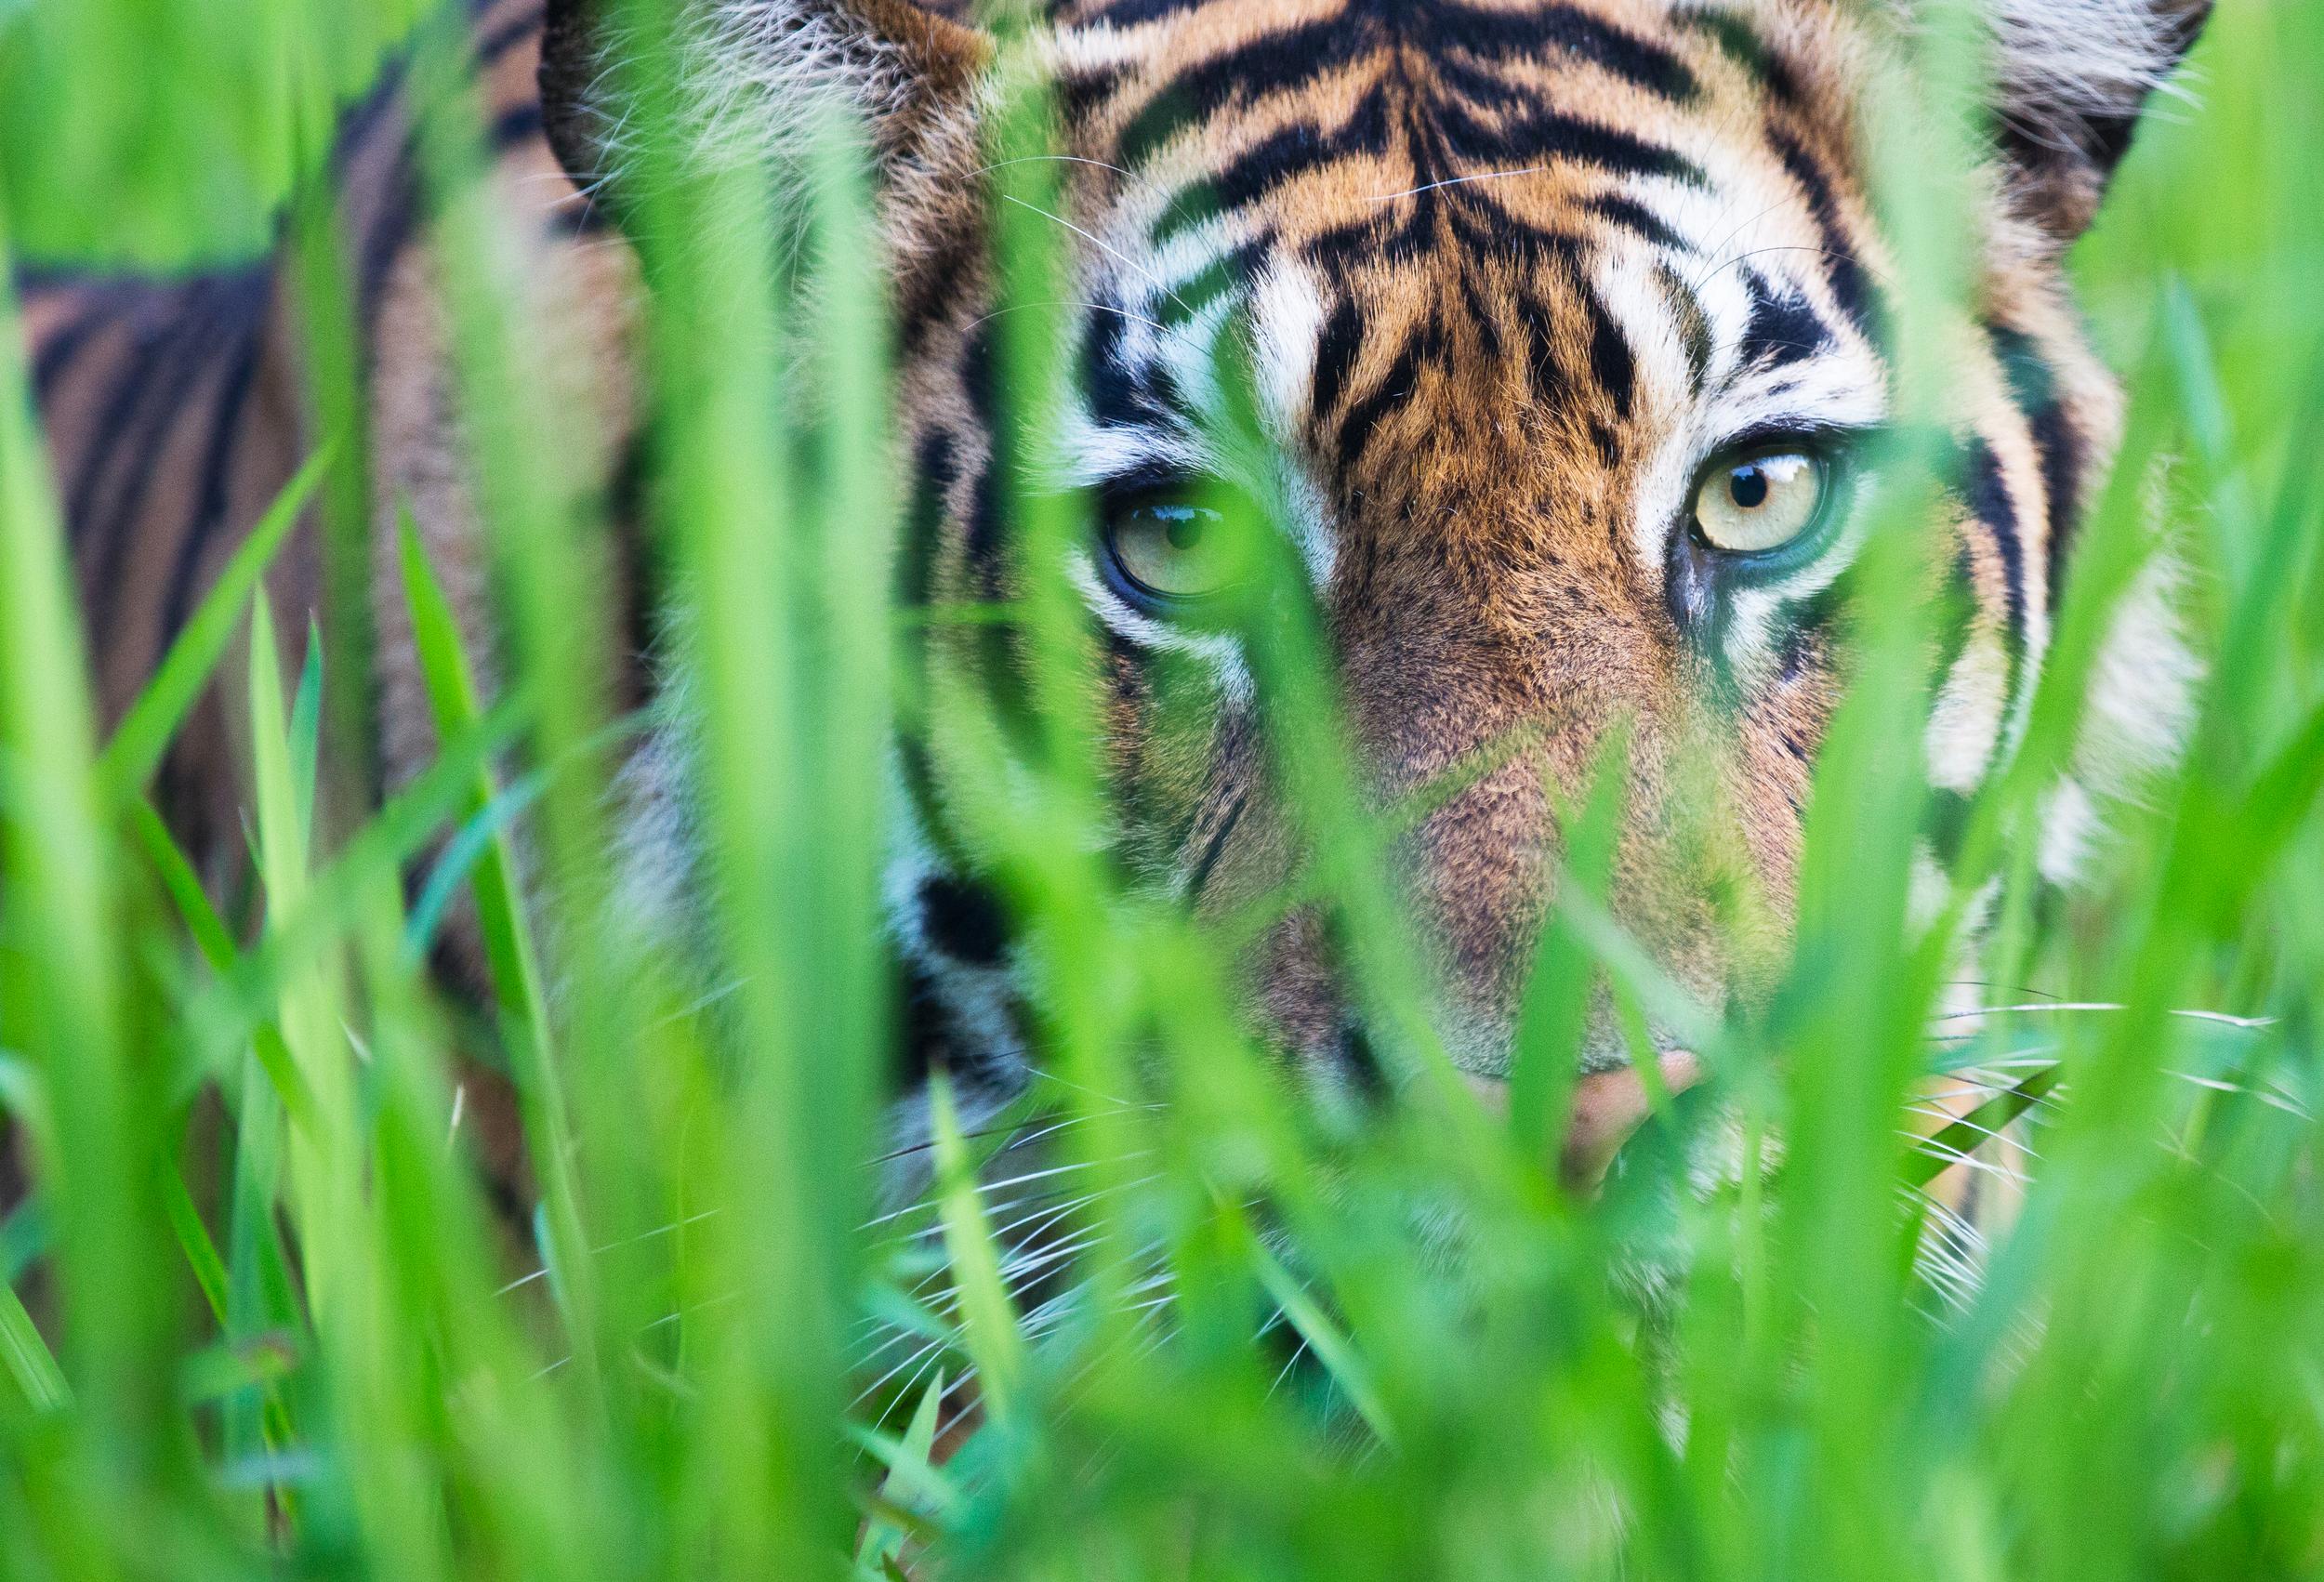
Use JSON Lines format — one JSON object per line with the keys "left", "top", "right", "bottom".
{"left": 24, "top": 0, "right": 2206, "bottom": 1291}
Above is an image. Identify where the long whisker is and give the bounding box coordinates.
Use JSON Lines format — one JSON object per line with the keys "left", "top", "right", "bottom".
{"left": 1928, "top": 1001, "right": 2275, "bottom": 1030}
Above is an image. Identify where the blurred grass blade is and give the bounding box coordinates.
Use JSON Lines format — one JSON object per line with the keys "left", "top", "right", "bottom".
{"left": 97, "top": 447, "right": 329, "bottom": 803}
{"left": 0, "top": 194, "right": 181, "bottom": 1516}
{"left": 0, "top": 1278, "right": 69, "bottom": 1415}
{"left": 854, "top": 1366, "right": 949, "bottom": 1575}
{"left": 289, "top": 623, "right": 324, "bottom": 845}
{"left": 1246, "top": 1224, "right": 1394, "bottom": 1449}
{"left": 162, "top": 1167, "right": 231, "bottom": 1325}
{"left": 395, "top": 507, "right": 594, "bottom": 1351}
{"left": 128, "top": 798, "right": 241, "bottom": 971}
{"left": 401, "top": 767, "right": 545, "bottom": 962}
{"left": 930, "top": 1075, "right": 1026, "bottom": 1429}
{"left": 244, "top": 594, "right": 358, "bottom": 1325}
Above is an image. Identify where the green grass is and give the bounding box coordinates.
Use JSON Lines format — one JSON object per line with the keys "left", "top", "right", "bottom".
{"left": 5, "top": 1, "right": 2324, "bottom": 1578}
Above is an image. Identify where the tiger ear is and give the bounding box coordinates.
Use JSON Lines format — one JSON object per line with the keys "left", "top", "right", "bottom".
{"left": 539, "top": 0, "right": 991, "bottom": 202}
{"left": 1982, "top": 0, "right": 2212, "bottom": 239}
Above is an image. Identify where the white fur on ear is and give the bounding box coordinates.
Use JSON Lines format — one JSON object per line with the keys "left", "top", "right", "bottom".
{"left": 1987, "top": 0, "right": 2210, "bottom": 234}
{"left": 2039, "top": 513, "right": 2200, "bottom": 887}
{"left": 682, "top": 0, "right": 988, "bottom": 167}
{"left": 1987, "top": 0, "right": 2207, "bottom": 161}
{"left": 1878, "top": 0, "right": 2209, "bottom": 235}
{"left": 540, "top": 0, "right": 990, "bottom": 199}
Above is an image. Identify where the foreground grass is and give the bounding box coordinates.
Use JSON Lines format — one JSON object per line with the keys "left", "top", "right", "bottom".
{"left": 3, "top": 2, "right": 2324, "bottom": 1579}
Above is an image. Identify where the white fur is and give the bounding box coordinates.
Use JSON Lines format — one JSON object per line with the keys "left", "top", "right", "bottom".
{"left": 1925, "top": 627, "right": 2011, "bottom": 793}
{"left": 1987, "top": 0, "right": 2202, "bottom": 152}
{"left": 2038, "top": 546, "right": 2198, "bottom": 881}
{"left": 1879, "top": 0, "right": 2202, "bottom": 162}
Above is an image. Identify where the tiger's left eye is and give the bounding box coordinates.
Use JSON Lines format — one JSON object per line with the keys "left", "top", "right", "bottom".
{"left": 1691, "top": 447, "right": 1828, "bottom": 555}
{"left": 1103, "top": 494, "right": 1246, "bottom": 605}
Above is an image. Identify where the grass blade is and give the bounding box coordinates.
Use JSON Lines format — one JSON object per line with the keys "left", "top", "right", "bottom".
{"left": 97, "top": 447, "right": 330, "bottom": 802}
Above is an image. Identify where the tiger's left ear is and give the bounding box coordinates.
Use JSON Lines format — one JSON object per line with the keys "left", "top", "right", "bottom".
{"left": 1983, "top": 0, "right": 2212, "bottom": 239}
{"left": 539, "top": 0, "right": 992, "bottom": 207}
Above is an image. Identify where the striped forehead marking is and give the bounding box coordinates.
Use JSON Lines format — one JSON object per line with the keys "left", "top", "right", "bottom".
{"left": 1052, "top": 0, "right": 1889, "bottom": 460}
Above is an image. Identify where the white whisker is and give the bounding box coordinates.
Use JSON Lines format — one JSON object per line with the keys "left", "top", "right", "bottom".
{"left": 1366, "top": 165, "right": 1547, "bottom": 202}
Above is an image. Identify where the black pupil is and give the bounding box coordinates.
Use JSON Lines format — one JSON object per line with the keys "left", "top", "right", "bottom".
{"left": 1155, "top": 505, "right": 1208, "bottom": 551}
{"left": 1728, "top": 466, "right": 1770, "bottom": 510}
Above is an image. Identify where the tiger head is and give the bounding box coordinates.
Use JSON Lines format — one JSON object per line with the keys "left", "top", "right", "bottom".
{"left": 542, "top": 0, "right": 2204, "bottom": 1144}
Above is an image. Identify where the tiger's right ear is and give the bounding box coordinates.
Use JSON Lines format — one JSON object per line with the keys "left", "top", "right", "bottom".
{"left": 539, "top": 0, "right": 992, "bottom": 203}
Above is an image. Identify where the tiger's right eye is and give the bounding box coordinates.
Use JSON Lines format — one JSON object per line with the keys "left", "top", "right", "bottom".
{"left": 1690, "top": 447, "right": 1829, "bottom": 556}
{"left": 1102, "top": 491, "right": 1248, "bottom": 609}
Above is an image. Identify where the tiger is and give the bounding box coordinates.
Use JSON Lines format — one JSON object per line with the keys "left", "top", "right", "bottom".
{"left": 12, "top": 0, "right": 2206, "bottom": 1246}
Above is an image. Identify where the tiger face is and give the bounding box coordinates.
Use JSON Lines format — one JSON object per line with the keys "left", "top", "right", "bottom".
{"left": 545, "top": 0, "right": 2202, "bottom": 1132}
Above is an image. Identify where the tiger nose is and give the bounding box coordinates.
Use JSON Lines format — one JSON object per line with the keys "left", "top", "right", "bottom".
{"left": 1459, "top": 1052, "right": 1704, "bottom": 1191}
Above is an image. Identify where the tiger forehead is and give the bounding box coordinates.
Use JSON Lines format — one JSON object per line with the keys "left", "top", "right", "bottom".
{"left": 1048, "top": 0, "right": 1882, "bottom": 492}
{"left": 1050, "top": 0, "right": 1851, "bottom": 244}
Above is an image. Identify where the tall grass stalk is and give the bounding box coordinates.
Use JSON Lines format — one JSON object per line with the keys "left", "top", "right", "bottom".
{"left": 2, "top": 1, "right": 2322, "bottom": 1579}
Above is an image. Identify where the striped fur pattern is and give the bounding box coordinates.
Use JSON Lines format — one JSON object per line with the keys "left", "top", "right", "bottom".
{"left": 19, "top": 0, "right": 633, "bottom": 872}
{"left": 17, "top": 0, "right": 635, "bottom": 1203}
{"left": 15, "top": 0, "right": 2205, "bottom": 1207}
{"left": 570, "top": 0, "right": 2206, "bottom": 1120}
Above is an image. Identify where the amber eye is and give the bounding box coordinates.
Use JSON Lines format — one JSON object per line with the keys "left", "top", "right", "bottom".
{"left": 1691, "top": 447, "right": 1829, "bottom": 555}
{"left": 1102, "top": 493, "right": 1246, "bottom": 606}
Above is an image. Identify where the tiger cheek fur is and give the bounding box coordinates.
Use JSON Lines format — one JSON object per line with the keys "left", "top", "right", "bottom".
{"left": 527, "top": 0, "right": 2208, "bottom": 1107}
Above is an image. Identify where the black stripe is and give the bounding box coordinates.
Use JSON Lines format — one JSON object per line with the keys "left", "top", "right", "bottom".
{"left": 1670, "top": 7, "right": 1802, "bottom": 104}
{"left": 30, "top": 297, "right": 118, "bottom": 403}
{"left": 1056, "top": 63, "right": 1127, "bottom": 130}
{"left": 1155, "top": 239, "right": 1261, "bottom": 330}
{"left": 1333, "top": 328, "right": 1427, "bottom": 471}
{"left": 474, "top": 4, "right": 545, "bottom": 66}
{"left": 1656, "top": 262, "right": 1713, "bottom": 390}
{"left": 1435, "top": 1, "right": 1702, "bottom": 103}
{"left": 1580, "top": 192, "right": 1693, "bottom": 254}
{"left": 1309, "top": 295, "right": 1365, "bottom": 423}
{"left": 86, "top": 280, "right": 267, "bottom": 630}
{"left": 1116, "top": 19, "right": 1371, "bottom": 168}
{"left": 898, "top": 225, "right": 980, "bottom": 359}
{"left": 1305, "top": 206, "right": 1429, "bottom": 270}
{"left": 1958, "top": 439, "right": 2027, "bottom": 663}
{"left": 1922, "top": 788, "right": 1973, "bottom": 867}
{"left": 332, "top": 56, "right": 410, "bottom": 181}
{"left": 1186, "top": 785, "right": 1247, "bottom": 902}
{"left": 1581, "top": 417, "right": 1617, "bottom": 470}
{"left": 899, "top": 427, "right": 957, "bottom": 618}
{"left": 1769, "top": 129, "right": 1884, "bottom": 349}
{"left": 1581, "top": 284, "right": 1635, "bottom": 420}
{"left": 1439, "top": 100, "right": 1709, "bottom": 188}
{"left": 960, "top": 327, "right": 1008, "bottom": 593}
{"left": 488, "top": 102, "right": 546, "bottom": 151}
{"left": 1457, "top": 266, "right": 1503, "bottom": 363}
{"left": 918, "top": 874, "right": 1010, "bottom": 967}
{"left": 1515, "top": 287, "right": 1561, "bottom": 397}
{"left": 1445, "top": 192, "right": 1589, "bottom": 268}
{"left": 1928, "top": 543, "right": 1979, "bottom": 685}
{"left": 64, "top": 299, "right": 191, "bottom": 540}
{"left": 1778, "top": 571, "right": 1853, "bottom": 683}
{"left": 545, "top": 196, "right": 615, "bottom": 237}
{"left": 1088, "top": 0, "right": 1218, "bottom": 24}
{"left": 1162, "top": 87, "right": 1393, "bottom": 244}
{"left": 1155, "top": 92, "right": 1389, "bottom": 245}
{"left": 1986, "top": 323, "right": 2080, "bottom": 612}
{"left": 1737, "top": 270, "right": 1831, "bottom": 371}
{"left": 1080, "top": 304, "right": 1165, "bottom": 430}
{"left": 950, "top": 330, "right": 1038, "bottom": 750}
{"left": 155, "top": 303, "right": 271, "bottom": 646}
{"left": 356, "top": 156, "right": 422, "bottom": 341}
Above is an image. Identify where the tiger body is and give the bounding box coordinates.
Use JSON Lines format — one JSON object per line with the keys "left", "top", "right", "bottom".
{"left": 15, "top": 0, "right": 2203, "bottom": 1213}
